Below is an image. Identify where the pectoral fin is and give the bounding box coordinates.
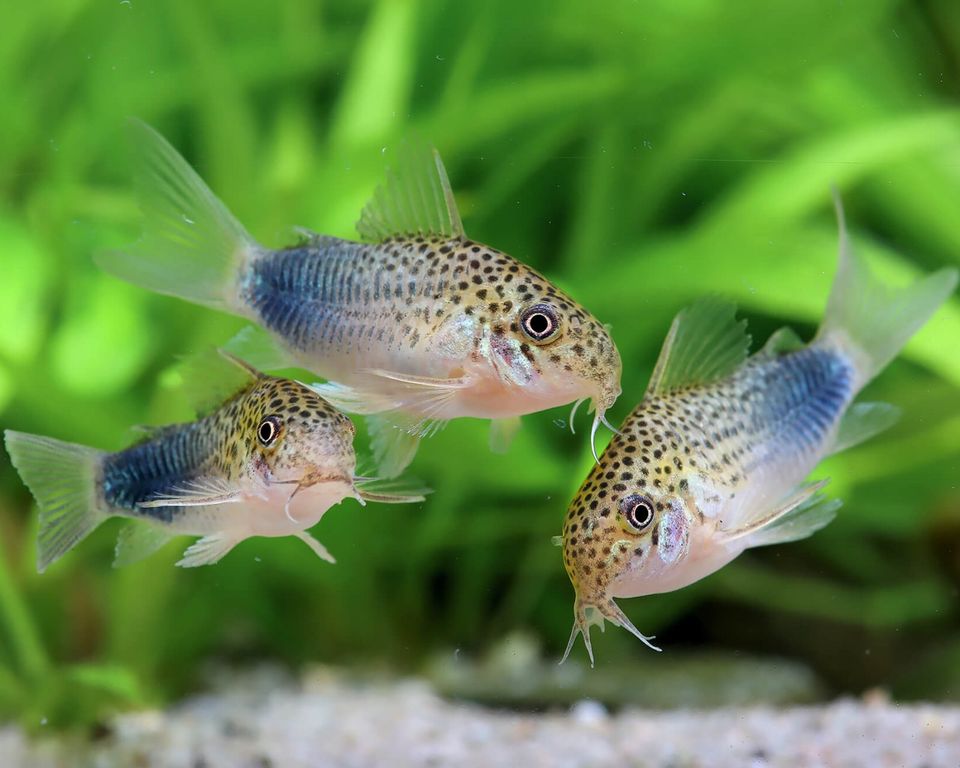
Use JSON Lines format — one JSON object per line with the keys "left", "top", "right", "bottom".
{"left": 720, "top": 480, "right": 839, "bottom": 547}
{"left": 362, "top": 368, "right": 467, "bottom": 434}
{"left": 355, "top": 475, "right": 430, "bottom": 504}
{"left": 138, "top": 478, "right": 242, "bottom": 509}
{"left": 309, "top": 381, "right": 396, "bottom": 415}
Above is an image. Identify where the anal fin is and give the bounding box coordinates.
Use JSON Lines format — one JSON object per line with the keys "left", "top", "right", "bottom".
{"left": 830, "top": 402, "right": 900, "bottom": 455}
{"left": 114, "top": 522, "right": 176, "bottom": 567}
{"left": 222, "top": 325, "right": 294, "bottom": 373}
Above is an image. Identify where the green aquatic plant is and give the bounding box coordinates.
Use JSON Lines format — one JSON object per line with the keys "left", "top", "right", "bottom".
{"left": 0, "top": 0, "right": 959, "bottom": 728}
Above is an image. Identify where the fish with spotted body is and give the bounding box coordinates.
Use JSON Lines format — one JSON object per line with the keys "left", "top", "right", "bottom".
{"left": 559, "top": 196, "right": 958, "bottom": 664}
{"left": 97, "top": 122, "right": 622, "bottom": 477}
{"left": 4, "top": 353, "right": 424, "bottom": 572}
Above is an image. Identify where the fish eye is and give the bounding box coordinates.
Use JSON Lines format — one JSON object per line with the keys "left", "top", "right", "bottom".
{"left": 257, "top": 416, "right": 282, "bottom": 447}
{"left": 620, "top": 493, "right": 655, "bottom": 531}
{"left": 520, "top": 303, "right": 561, "bottom": 344}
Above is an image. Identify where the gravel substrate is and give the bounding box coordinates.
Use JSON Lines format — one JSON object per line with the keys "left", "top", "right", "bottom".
{"left": 2, "top": 668, "right": 959, "bottom": 768}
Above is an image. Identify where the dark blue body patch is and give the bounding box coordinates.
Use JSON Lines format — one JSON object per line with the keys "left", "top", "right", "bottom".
{"left": 102, "top": 424, "right": 213, "bottom": 523}
{"left": 242, "top": 245, "right": 354, "bottom": 350}
{"left": 756, "top": 346, "right": 854, "bottom": 453}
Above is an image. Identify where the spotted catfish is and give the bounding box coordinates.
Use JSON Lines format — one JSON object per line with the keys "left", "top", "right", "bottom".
{"left": 97, "top": 122, "right": 622, "bottom": 477}
{"left": 559, "top": 196, "right": 958, "bottom": 664}
{"left": 4, "top": 353, "right": 424, "bottom": 572}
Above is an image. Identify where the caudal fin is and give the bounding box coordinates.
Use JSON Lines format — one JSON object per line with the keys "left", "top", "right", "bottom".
{"left": 818, "top": 192, "right": 958, "bottom": 387}
{"left": 4, "top": 431, "right": 106, "bottom": 573}
{"left": 95, "top": 119, "right": 257, "bottom": 311}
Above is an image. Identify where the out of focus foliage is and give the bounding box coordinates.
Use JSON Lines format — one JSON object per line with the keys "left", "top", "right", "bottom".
{"left": 1, "top": 0, "right": 959, "bottom": 728}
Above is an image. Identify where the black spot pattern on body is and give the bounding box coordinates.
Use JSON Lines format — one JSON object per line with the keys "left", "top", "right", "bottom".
{"left": 237, "top": 235, "right": 619, "bottom": 392}
{"left": 562, "top": 345, "right": 854, "bottom": 592}
{"left": 100, "top": 376, "right": 354, "bottom": 524}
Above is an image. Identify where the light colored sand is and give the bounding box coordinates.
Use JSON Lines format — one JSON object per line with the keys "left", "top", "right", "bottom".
{"left": 2, "top": 668, "right": 959, "bottom": 768}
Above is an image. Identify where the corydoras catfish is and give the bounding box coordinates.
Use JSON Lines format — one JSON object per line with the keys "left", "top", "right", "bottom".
{"left": 97, "top": 122, "right": 622, "bottom": 477}
{"left": 4, "top": 353, "right": 424, "bottom": 572}
{"left": 559, "top": 196, "right": 958, "bottom": 664}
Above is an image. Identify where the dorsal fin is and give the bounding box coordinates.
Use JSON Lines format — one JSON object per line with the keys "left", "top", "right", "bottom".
{"left": 356, "top": 139, "right": 465, "bottom": 242}
{"left": 646, "top": 297, "right": 750, "bottom": 396}
{"left": 175, "top": 348, "right": 262, "bottom": 416}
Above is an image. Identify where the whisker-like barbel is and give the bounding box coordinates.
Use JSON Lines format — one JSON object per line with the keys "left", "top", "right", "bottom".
{"left": 97, "top": 121, "right": 623, "bottom": 479}
{"left": 559, "top": 197, "right": 958, "bottom": 664}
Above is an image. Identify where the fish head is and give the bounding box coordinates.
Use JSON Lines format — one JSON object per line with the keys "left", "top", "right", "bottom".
{"left": 560, "top": 447, "right": 695, "bottom": 664}
{"left": 481, "top": 258, "right": 621, "bottom": 433}
{"left": 242, "top": 377, "right": 357, "bottom": 489}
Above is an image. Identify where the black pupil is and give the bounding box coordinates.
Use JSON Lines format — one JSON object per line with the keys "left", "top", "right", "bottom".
{"left": 629, "top": 499, "right": 653, "bottom": 528}
{"left": 259, "top": 421, "right": 275, "bottom": 443}
{"left": 527, "top": 312, "right": 551, "bottom": 336}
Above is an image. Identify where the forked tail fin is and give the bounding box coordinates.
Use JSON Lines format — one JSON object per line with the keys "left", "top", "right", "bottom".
{"left": 4, "top": 431, "right": 107, "bottom": 573}
{"left": 818, "top": 192, "right": 958, "bottom": 387}
{"left": 95, "top": 119, "right": 257, "bottom": 311}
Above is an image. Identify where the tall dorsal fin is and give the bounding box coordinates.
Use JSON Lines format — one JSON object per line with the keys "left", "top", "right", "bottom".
{"left": 175, "top": 348, "right": 263, "bottom": 416}
{"left": 356, "top": 139, "right": 465, "bottom": 242}
{"left": 646, "top": 297, "right": 751, "bottom": 396}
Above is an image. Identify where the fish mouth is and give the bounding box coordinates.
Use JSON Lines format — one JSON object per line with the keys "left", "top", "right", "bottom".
{"left": 271, "top": 469, "right": 353, "bottom": 493}
{"left": 268, "top": 469, "right": 354, "bottom": 523}
{"left": 559, "top": 595, "right": 661, "bottom": 667}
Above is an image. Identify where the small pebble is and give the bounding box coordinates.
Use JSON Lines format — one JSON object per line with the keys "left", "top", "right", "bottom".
{"left": 1, "top": 671, "right": 959, "bottom": 767}
{"left": 570, "top": 699, "right": 608, "bottom": 725}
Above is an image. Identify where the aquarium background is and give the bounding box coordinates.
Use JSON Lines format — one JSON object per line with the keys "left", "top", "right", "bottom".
{"left": 1, "top": 0, "right": 959, "bottom": 727}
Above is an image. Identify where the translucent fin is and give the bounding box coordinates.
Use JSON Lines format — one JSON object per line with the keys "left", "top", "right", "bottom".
{"left": 4, "top": 431, "right": 106, "bottom": 573}
{"left": 761, "top": 326, "right": 805, "bottom": 357}
{"left": 646, "top": 297, "right": 750, "bottom": 396}
{"left": 313, "top": 370, "right": 467, "bottom": 429}
{"left": 488, "top": 416, "right": 522, "bottom": 454}
{"left": 721, "top": 479, "right": 830, "bottom": 543}
{"left": 309, "top": 381, "right": 396, "bottom": 415}
{"left": 95, "top": 119, "right": 256, "bottom": 310}
{"left": 356, "top": 140, "right": 465, "bottom": 242}
{"left": 174, "top": 347, "right": 261, "bottom": 416}
{"left": 364, "top": 368, "right": 471, "bottom": 392}
{"left": 817, "top": 191, "right": 958, "bottom": 387}
{"left": 294, "top": 531, "right": 336, "bottom": 564}
{"left": 354, "top": 475, "right": 430, "bottom": 504}
{"left": 366, "top": 415, "right": 421, "bottom": 480}
{"left": 176, "top": 533, "right": 240, "bottom": 567}
{"left": 222, "top": 325, "right": 295, "bottom": 374}
{"left": 361, "top": 369, "right": 466, "bottom": 436}
{"left": 741, "top": 494, "right": 841, "bottom": 549}
{"left": 113, "top": 523, "right": 176, "bottom": 567}
{"left": 138, "top": 477, "right": 242, "bottom": 509}
{"left": 829, "top": 402, "right": 900, "bottom": 455}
